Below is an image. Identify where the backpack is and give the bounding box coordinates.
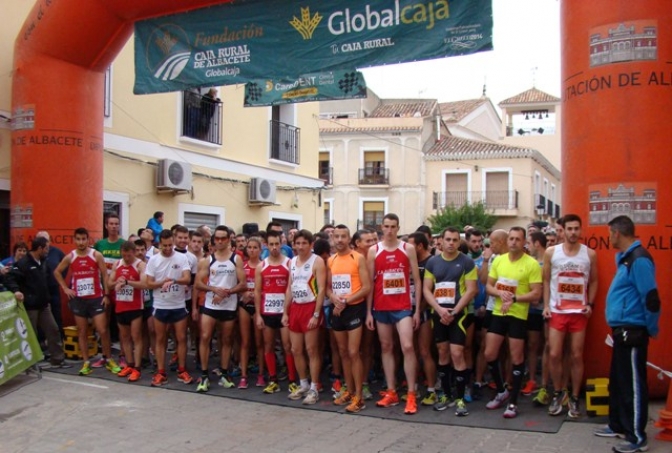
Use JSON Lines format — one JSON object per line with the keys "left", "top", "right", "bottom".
{"left": 621, "top": 245, "right": 653, "bottom": 274}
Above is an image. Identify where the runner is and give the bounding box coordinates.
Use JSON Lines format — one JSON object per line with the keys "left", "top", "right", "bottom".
{"left": 54, "top": 227, "right": 120, "bottom": 376}
{"left": 108, "top": 240, "right": 146, "bottom": 382}
{"left": 254, "top": 230, "right": 297, "bottom": 394}
{"left": 543, "top": 214, "right": 597, "bottom": 418}
{"left": 366, "top": 213, "right": 422, "bottom": 415}
{"left": 484, "top": 227, "right": 542, "bottom": 418}
{"left": 194, "top": 226, "right": 246, "bottom": 392}
{"left": 238, "top": 237, "right": 265, "bottom": 388}
{"left": 283, "top": 230, "right": 326, "bottom": 405}
{"left": 134, "top": 239, "right": 155, "bottom": 370}
{"left": 327, "top": 225, "right": 370, "bottom": 413}
{"left": 144, "top": 229, "right": 193, "bottom": 386}
{"left": 423, "top": 227, "right": 477, "bottom": 416}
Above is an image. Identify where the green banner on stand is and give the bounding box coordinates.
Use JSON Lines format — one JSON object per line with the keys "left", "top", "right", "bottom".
{"left": 0, "top": 292, "right": 43, "bottom": 386}
{"left": 134, "top": 0, "right": 493, "bottom": 94}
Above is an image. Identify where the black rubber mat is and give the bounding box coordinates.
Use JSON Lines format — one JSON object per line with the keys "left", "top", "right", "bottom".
{"left": 44, "top": 358, "right": 567, "bottom": 433}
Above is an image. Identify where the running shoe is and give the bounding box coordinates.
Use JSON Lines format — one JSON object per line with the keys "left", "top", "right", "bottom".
{"left": 503, "top": 403, "right": 518, "bottom": 418}
{"left": 218, "top": 375, "right": 234, "bottom": 388}
{"left": 561, "top": 388, "right": 570, "bottom": 406}
{"left": 593, "top": 425, "right": 625, "bottom": 438}
{"left": 471, "top": 381, "right": 484, "bottom": 401}
{"left": 263, "top": 381, "right": 280, "bottom": 394}
{"left": 376, "top": 389, "right": 399, "bottom": 408}
{"left": 455, "top": 398, "right": 469, "bottom": 416}
{"left": 277, "top": 366, "right": 288, "bottom": 381}
{"left": 362, "top": 384, "right": 373, "bottom": 401}
{"left": 433, "top": 393, "right": 455, "bottom": 411}
{"left": 106, "top": 359, "right": 122, "bottom": 374}
{"left": 421, "top": 391, "right": 438, "bottom": 406}
{"left": 288, "top": 386, "right": 309, "bottom": 400}
{"left": 521, "top": 380, "right": 537, "bottom": 396}
{"left": 568, "top": 396, "right": 581, "bottom": 419}
{"left": 302, "top": 389, "right": 319, "bottom": 405}
{"left": 548, "top": 391, "right": 565, "bottom": 416}
{"left": 316, "top": 382, "right": 324, "bottom": 393}
{"left": 533, "top": 387, "right": 551, "bottom": 406}
{"left": 345, "top": 395, "right": 366, "bottom": 413}
{"left": 128, "top": 368, "right": 141, "bottom": 382}
{"left": 256, "top": 375, "right": 266, "bottom": 387}
{"left": 612, "top": 440, "right": 649, "bottom": 453}
{"left": 230, "top": 366, "right": 242, "bottom": 377}
{"left": 119, "top": 355, "right": 128, "bottom": 369}
{"left": 117, "top": 367, "right": 133, "bottom": 378}
{"left": 211, "top": 367, "right": 224, "bottom": 378}
{"left": 288, "top": 382, "right": 300, "bottom": 394}
{"left": 463, "top": 386, "right": 473, "bottom": 403}
{"left": 238, "top": 377, "right": 249, "bottom": 389}
{"left": 486, "top": 390, "right": 510, "bottom": 410}
{"left": 196, "top": 377, "right": 210, "bottom": 393}
{"left": 333, "top": 390, "right": 352, "bottom": 406}
{"left": 91, "top": 357, "right": 106, "bottom": 368}
{"left": 177, "top": 370, "right": 193, "bottom": 384}
{"left": 404, "top": 391, "right": 417, "bottom": 415}
{"left": 79, "top": 361, "right": 93, "bottom": 376}
{"left": 151, "top": 372, "right": 168, "bottom": 387}
{"left": 331, "top": 378, "right": 342, "bottom": 393}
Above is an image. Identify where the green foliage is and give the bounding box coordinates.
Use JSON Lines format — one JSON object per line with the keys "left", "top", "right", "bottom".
{"left": 426, "top": 202, "right": 497, "bottom": 234}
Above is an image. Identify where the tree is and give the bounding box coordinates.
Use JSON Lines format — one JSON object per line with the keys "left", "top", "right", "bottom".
{"left": 426, "top": 202, "right": 498, "bottom": 234}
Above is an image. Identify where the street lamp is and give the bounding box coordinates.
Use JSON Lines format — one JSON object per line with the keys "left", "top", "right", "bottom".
{"left": 536, "top": 205, "right": 545, "bottom": 219}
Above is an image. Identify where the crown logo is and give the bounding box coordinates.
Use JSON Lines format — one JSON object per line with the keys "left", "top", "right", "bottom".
{"left": 289, "top": 7, "right": 322, "bottom": 40}
{"left": 155, "top": 31, "right": 178, "bottom": 55}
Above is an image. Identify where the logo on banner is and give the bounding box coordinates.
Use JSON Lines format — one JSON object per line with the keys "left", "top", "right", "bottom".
{"left": 147, "top": 24, "right": 192, "bottom": 81}
{"left": 290, "top": 7, "right": 323, "bottom": 39}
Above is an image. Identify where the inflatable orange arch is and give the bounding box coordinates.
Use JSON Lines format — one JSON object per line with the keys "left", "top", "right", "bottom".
{"left": 11, "top": 0, "right": 672, "bottom": 395}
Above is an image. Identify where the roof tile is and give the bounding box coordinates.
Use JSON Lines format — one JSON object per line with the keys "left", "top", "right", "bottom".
{"left": 499, "top": 87, "right": 560, "bottom": 105}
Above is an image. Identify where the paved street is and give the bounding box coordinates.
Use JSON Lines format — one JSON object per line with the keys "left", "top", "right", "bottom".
{"left": 1, "top": 373, "right": 668, "bottom": 453}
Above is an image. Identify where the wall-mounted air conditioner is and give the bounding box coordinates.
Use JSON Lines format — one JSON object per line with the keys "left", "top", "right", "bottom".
{"left": 157, "top": 159, "right": 192, "bottom": 191}
{"left": 249, "top": 177, "right": 276, "bottom": 204}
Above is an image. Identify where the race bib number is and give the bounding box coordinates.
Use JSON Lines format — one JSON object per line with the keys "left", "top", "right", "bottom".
{"left": 76, "top": 277, "right": 95, "bottom": 297}
{"left": 292, "top": 283, "right": 313, "bottom": 304}
{"left": 246, "top": 280, "right": 255, "bottom": 290}
{"left": 162, "top": 283, "right": 180, "bottom": 294}
{"left": 557, "top": 273, "right": 586, "bottom": 310}
{"left": 331, "top": 274, "right": 352, "bottom": 296}
{"left": 116, "top": 285, "right": 134, "bottom": 302}
{"left": 383, "top": 272, "right": 406, "bottom": 295}
{"left": 434, "top": 281, "right": 456, "bottom": 307}
{"left": 264, "top": 293, "right": 284, "bottom": 314}
{"left": 495, "top": 277, "right": 518, "bottom": 297}
{"left": 143, "top": 289, "right": 151, "bottom": 302}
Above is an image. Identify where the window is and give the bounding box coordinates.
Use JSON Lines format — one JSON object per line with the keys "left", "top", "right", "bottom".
{"left": 270, "top": 105, "right": 300, "bottom": 164}
{"left": 178, "top": 203, "right": 224, "bottom": 231}
{"left": 323, "top": 200, "right": 332, "bottom": 226}
{"left": 271, "top": 218, "right": 299, "bottom": 233}
{"left": 444, "top": 172, "right": 469, "bottom": 207}
{"left": 182, "top": 88, "right": 222, "bottom": 145}
{"left": 360, "top": 151, "right": 388, "bottom": 184}
{"left": 484, "top": 170, "right": 512, "bottom": 209}
{"left": 319, "top": 152, "right": 332, "bottom": 185}
{"left": 183, "top": 212, "right": 219, "bottom": 231}
{"left": 363, "top": 201, "right": 385, "bottom": 231}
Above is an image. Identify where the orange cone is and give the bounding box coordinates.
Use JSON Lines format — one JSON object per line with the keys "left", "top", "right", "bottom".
{"left": 655, "top": 377, "right": 672, "bottom": 441}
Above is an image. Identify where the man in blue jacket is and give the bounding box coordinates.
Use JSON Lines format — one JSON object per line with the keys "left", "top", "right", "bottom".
{"left": 594, "top": 215, "right": 660, "bottom": 453}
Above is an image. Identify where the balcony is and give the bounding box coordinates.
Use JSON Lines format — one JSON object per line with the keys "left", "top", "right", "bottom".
{"left": 319, "top": 166, "right": 333, "bottom": 185}
{"left": 433, "top": 190, "right": 519, "bottom": 212}
{"left": 270, "top": 120, "right": 300, "bottom": 164}
{"left": 182, "top": 90, "right": 222, "bottom": 145}
{"left": 358, "top": 167, "right": 389, "bottom": 185}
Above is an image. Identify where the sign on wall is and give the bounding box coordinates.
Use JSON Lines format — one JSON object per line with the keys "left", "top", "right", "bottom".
{"left": 134, "top": 0, "right": 493, "bottom": 95}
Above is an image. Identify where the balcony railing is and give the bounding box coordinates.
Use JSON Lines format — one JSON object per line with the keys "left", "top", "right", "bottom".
{"left": 432, "top": 190, "right": 519, "bottom": 210}
{"left": 270, "top": 120, "right": 300, "bottom": 164}
{"left": 319, "top": 166, "right": 333, "bottom": 185}
{"left": 182, "top": 90, "right": 222, "bottom": 145}
{"left": 358, "top": 167, "right": 389, "bottom": 185}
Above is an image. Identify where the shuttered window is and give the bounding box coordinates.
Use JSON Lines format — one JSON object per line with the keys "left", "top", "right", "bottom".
{"left": 183, "top": 212, "right": 219, "bottom": 231}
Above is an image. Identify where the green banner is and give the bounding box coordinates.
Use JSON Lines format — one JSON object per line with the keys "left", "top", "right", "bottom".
{"left": 0, "top": 292, "right": 43, "bottom": 386}
{"left": 245, "top": 70, "right": 366, "bottom": 106}
{"left": 134, "top": 0, "right": 493, "bottom": 95}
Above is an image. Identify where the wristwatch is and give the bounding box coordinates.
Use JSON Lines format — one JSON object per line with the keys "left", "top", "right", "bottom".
{"left": 312, "top": 312, "right": 319, "bottom": 319}
{"left": 512, "top": 295, "right": 517, "bottom": 303}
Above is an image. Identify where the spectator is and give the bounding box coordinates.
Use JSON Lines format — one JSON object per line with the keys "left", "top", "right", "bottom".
{"left": 147, "top": 211, "right": 164, "bottom": 240}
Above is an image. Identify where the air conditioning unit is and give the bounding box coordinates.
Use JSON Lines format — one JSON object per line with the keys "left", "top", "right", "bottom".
{"left": 157, "top": 159, "right": 192, "bottom": 191}
{"left": 249, "top": 177, "right": 276, "bottom": 204}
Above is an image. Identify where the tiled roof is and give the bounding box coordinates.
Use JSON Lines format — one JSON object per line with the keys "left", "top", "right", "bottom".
{"left": 425, "top": 135, "right": 560, "bottom": 179}
{"left": 318, "top": 117, "right": 423, "bottom": 133}
{"left": 439, "top": 98, "right": 487, "bottom": 122}
{"left": 369, "top": 100, "right": 437, "bottom": 118}
{"left": 498, "top": 87, "right": 560, "bottom": 106}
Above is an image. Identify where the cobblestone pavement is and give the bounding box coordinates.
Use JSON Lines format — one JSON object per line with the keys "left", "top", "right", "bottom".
{"left": 1, "top": 373, "right": 667, "bottom": 453}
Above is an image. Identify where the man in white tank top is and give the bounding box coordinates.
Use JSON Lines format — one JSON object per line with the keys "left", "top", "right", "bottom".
{"left": 542, "top": 214, "right": 598, "bottom": 419}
